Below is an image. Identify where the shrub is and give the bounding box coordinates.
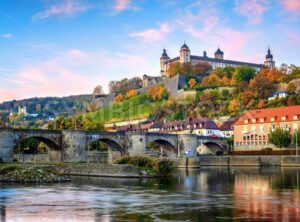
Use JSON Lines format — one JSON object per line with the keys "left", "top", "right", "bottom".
{"left": 114, "top": 156, "right": 175, "bottom": 177}
{"left": 269, "top": 128, "right": 291, "bottom": 148}
{"left": 152, "top": 158, "right": 175, "bottom": 177}
{"left": 0, "top": 165, "right": 22, "bottom": 175}
{"left": 147, "top": 85, "right": 168, "bottom": 101}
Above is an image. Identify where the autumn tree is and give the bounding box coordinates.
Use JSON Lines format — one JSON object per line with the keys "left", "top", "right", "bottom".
{"left": 193, "top": 62, "right": 212, "bottom": 74}
{"left": 114, "top": 93, "right": 124, "bottom": 104}
{"left": 233, "top": 65, "right": 256, "bottom": 83}
{"left": 257, "top": 100, "right": 265, "bottom": 109}
{"left": 201, "top": 73, "right": 222, "bottom": 87}
{"left": 168, "top": 62, "right": 182, "bottom": 77}
{"left": 147, "top": 85, "right": 168, "bottom": 101}
{"left": 93, "top": 85, "right": 104, "bottom": 96}
{"left": 228, "top": 99, "right": 240, "bottom": 116}
{"left": 126, "top": 89, "right": 138, "bottom": 99}
{"left": 188, "top": 78, "right": 197, "bottom": 89}
{"left": 287, "top": 82, "right": 297, "bottom": 93}
{"left": 249, "top": 74, "right": 275, "bottom": 99}
{"left": 241, "top": 90, "right": 254, "bottom": 106}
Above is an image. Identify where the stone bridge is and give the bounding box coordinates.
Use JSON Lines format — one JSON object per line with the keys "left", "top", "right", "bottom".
{"left": 0, "top": 129, "right": 228, "bottom": 163}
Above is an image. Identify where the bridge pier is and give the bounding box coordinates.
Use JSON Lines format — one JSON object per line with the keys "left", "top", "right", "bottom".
{"left": 0, "top": 129, "right": 14, "bottom": 162}
{"left": 127, "top": 134, "right": 147, "bottom": 156}
{"left": 62, "top": 131, "right": 87, "bottom": 162}
{"left": 178, "top": 134, "right": 199, "bottom": 157}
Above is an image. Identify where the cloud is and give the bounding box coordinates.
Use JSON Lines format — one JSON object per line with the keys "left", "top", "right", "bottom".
{"left": 33, "top": 0, "right": 89, "bottom": 20}
{"left": 129, "top": 23, "right": 171, "bottom": 43}
{"left": 113, "top": 0, "right": 140, "bottom": 12}
{"left": 0, "top": 48, "right": 152, "bottom": 102}
{"left": 280, "top": 0, "right": 300, "bottom": 12}
{"left": 1, "top": 33, "right": 13, "bottom": 39}
{"left": 234, "top": 0, "right": 270, "bottom": 24}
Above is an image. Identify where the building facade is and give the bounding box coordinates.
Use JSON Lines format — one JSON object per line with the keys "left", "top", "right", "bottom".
{"left": 160, "top": 43, "right": 275, "bottom": 77}
{"left": 234, "top": 106, "right": 300, "bottom": 149}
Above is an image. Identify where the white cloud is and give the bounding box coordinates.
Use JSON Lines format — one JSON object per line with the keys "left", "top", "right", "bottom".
{"left": 234, "top": 0, "right": 270, "bottom": 24}
{"left": 1, "top": 33, "right": 13, "bottom": 39}
{"left": 129, "top": 23, "right": 171, "bottom": 43}
{"left": 33, "top": 0, "right": 90, "bottom": 20}
{"left": 113, "top": 0, "right": 140, "bottom": 12}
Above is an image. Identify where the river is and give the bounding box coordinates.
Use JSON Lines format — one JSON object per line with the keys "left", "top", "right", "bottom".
{"left": 0, "top": 167, "right": 299, "bottom": 221}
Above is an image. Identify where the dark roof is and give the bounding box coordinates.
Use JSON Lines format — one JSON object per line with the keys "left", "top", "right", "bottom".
{"left": 215, "top": 47, "right": 224, "bottom": 55}
{"left": 190, "top": 55, "right": 263, "bottom": 68}
{"left": 266, "top": 48, "right": 273, "bottom": 59}
{"left": 150, "top": 122, "right": 164, "bottom": 129}
{"left": 161, "top": 49, "right": 170, "bottom": 58}
{"left": 181, "top": 43, "right": 189, "bottom": 50}
{"left": 219, "top": 117, "right": 239, "bottom": 131}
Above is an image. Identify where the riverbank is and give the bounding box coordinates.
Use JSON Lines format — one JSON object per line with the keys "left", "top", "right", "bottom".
{"left": 178, "top": 155, "right": 300, "bottom": 168}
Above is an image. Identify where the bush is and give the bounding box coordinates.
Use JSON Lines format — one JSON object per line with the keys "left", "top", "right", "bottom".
{"left": 152, "top": 158, "right": 175, "bottom": 177}
{"left": 0, "top": 165, "right": 22, "bottom": 175}
{"left": 269, "top": 128, "right": 291, "bottom": 148}
{"left": 114, "top": 156, "right": 175, "bottom": 177}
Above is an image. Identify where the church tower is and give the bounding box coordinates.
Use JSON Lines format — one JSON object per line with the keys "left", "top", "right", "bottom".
{"left": 214, "top": 46, "right": 224, "bottom": 60}
{"left": 264, "top": 47, "right": 275, "bottom": 69}
{"left": 179, "top": 42, "right": 191, "bottom": 63}
{"left": 160, "top": 48, "right": 170, "bottom": 76}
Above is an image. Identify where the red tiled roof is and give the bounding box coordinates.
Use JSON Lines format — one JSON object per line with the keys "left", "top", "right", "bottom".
{"left": 235, "top": 106, "right": 300, "bottom": 125}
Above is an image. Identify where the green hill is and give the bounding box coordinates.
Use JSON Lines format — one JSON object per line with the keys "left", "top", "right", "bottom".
{"left": 85, "top": 93, "right": 164, "bottom": 124}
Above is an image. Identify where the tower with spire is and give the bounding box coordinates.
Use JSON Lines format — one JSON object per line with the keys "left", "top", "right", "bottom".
{"left": 264, "top": 47, "right": 275, "bottom": 69}
{"left": 179, "top": 41, "right": 191, "bottom": 63}
{"left": 160, "top": 48, "right": 170, "bottom": 76}
{"left": 214, "top": 46, "right": 224, "bottom": 60}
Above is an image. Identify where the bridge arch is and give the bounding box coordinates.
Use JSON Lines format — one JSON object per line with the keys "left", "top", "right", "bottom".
{"left": 202, "top": 141, "right": 224, "bottom": 155}
{"left": 146, "top": 138, "right": 177, "bottom": 158}
{"left": 87, "top": 137, "right": 125, "bottom": 163}
{"left": 14, "top": 135, "right": 62, "bottom": 162}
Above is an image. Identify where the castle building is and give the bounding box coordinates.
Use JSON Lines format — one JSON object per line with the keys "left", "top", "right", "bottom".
{"left": 160, "top": 43, "right": 276, "bottom": 76}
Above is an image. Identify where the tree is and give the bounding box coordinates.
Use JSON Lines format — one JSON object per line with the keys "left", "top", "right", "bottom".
{"left": 249, "top": 74, "right": 275, "bottom": 99}
{"left": 126, "top": 89, "right": 137, "bottom": 99}
{"left": 269, "top": 128, "right": 291, "bottom": 148}
{"left": 193, "top": 62, "right": 212, "bottom": 74}
{"left": 257, "top": 100, "right": 265, "bottom": 109}
{"left": 188, "top": 78, "right": 197, "bottom": 89}
{"left": 228, "top": 99, "right": 240, "bottom": 116}
{"left": 147, "top": 85, "right": 168, "bottom": 101}
{"left": 168, "top": 62, "right": 182, "bottom": 77}
{"left": 287, "top": 82, "right": 297, "bottom": 94}
{"left": 241, "top": 90, "right": 254, "bottom": 106}
{"left": 200, "top": 73, "right": 222, "bottom": 87}
{"left": 113, "top": 93, "right": 124, "bottom": 104}
{"left": 233, "top": 65, "right": 256, "bottom": 83}
{"left": 93, "top": 85, "right": 104, "bottom": 96}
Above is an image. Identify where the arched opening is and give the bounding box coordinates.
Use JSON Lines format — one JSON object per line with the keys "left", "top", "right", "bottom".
{"left": 201, "top": 142, "right": 224, "bottom": 155}
{"left": 14, "top": 137, "right": 61, "bottom": 162}
{"left": 86, "top": 138, "right": 123, "bottom": 163}
{"left": 146, "top": 139, "right": 177, "bottom": 158}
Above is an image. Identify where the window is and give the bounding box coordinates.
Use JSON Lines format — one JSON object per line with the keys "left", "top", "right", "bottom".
{"left": 251, "top": 119, "right": 256, "bottom": 123}
{"left": 251, "top": 126, "right": 256, "bottom": 133}
{"left": 293, "top": 115, "right": 298, "bottom": 120}
{"left": 244, "top": 119, "right": 248, "bottom": 124}
{"left": 260, "top": 125, "right": 264, "bottom": 133}
{"left": 281, "top": 116, "right": 287, "bottom": 121}
{"left": 260, "top": 118, "right": 265, "bottom": 123}
{"left": 270, "top": 117, "right": 275, "bottom": 122}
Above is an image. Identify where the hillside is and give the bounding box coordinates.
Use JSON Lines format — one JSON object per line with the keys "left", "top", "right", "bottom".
{"left": 85, "top": 93, "right": 165, "bottom": 124}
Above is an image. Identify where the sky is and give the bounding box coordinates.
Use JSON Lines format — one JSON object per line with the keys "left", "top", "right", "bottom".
{"left": 0, "top": 0, "right": 300, "bottom": 102}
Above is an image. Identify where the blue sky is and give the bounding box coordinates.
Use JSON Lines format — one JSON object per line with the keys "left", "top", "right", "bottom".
{"left": 0, "top": 0, "right": 300, "bottom": 102}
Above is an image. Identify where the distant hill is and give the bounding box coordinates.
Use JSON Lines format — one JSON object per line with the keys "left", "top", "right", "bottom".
{"left": 0, "top": 94, "right": 93, "bottom": 117}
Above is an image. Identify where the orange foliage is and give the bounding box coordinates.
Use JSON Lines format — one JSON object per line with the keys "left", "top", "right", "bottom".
{"left": 201, "top": 73, "right": 222, "bottom": 87}
{"left": 242, "top": 90, "right": 254, "bottom": 105}
{"left": 222, "top": 76, "right": 231, "bottom": 85}
{"left": 260, "top": 68, "right": 284, "bottom": 83}
{"left": 257, "top": 100, "right": 265, "bottom": 109}
{"left": 188, "top": 78, "right": 197, "bottom": 89}
{"left": 147, "top": 85, "right": 167, "bottom": 101}
{"left": 126, "top": 89, "right": 137, "bottom": 98}
{"left": 228, "top": 99, "right": 240, "bottom": 115}
{"left": 114, "top": 93, "right": 124, "bottom": 104}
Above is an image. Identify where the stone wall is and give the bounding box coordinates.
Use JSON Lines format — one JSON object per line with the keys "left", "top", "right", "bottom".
{"left": 62, "top": 131, "right": 87, "bottom": 162}
{"left": 0, "top": 129, "right": 14, "bottom": 162}
{"left": 61, "top": 163, "right": 140, "bottom": 177}
{"left": 178, "top": 155, "right": 300, "bottom": 167}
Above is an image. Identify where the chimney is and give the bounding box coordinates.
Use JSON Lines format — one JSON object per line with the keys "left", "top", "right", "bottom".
{"left": 203, "top": 51, "right": 207, "bottom": 57}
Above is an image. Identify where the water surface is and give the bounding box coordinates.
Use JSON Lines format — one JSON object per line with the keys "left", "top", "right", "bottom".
{"left": 0, "top": 167, "right": 299, "bottom": 221}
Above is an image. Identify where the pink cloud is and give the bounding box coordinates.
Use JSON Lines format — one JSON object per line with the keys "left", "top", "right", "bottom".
{"left": 0, "top": 89, "right": 18, "bottom": 103}
{"left": 113, "top": 0, "right": 139, "bottom": 12}
{"left": 129, "top": 23, "right": 171, "bottom": 43}
{"left": 234, "top": 0, "right": 270, "bottom": 24}
{"left": 280, "top": 0, "right": 300, "bottom": 12}
{"left": 33, "top": 0, "right": 89, "bottom": 20}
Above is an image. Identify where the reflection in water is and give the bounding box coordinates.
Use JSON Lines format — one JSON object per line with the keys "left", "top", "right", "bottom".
{"left": 0, "top": 167, "right": 299, "bottom": 221}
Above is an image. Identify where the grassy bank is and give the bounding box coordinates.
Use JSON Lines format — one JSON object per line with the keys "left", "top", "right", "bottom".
{"left": 86, "top": 93, "right": 165, "bottom": 123}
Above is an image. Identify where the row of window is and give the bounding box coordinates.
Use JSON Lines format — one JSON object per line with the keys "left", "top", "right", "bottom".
{"left": 235, "top": 141, "right": 269, "bottom": 146}
{"left": 243, "top": 123, "right": 298, "bottom": 134}
{"left": 244, "top": 115, "right": 299, "bottom": 124}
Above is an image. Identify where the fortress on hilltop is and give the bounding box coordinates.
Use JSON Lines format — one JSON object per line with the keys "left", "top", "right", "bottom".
{"left": 160, "top": 42, "right": 275, "bottom": 76}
